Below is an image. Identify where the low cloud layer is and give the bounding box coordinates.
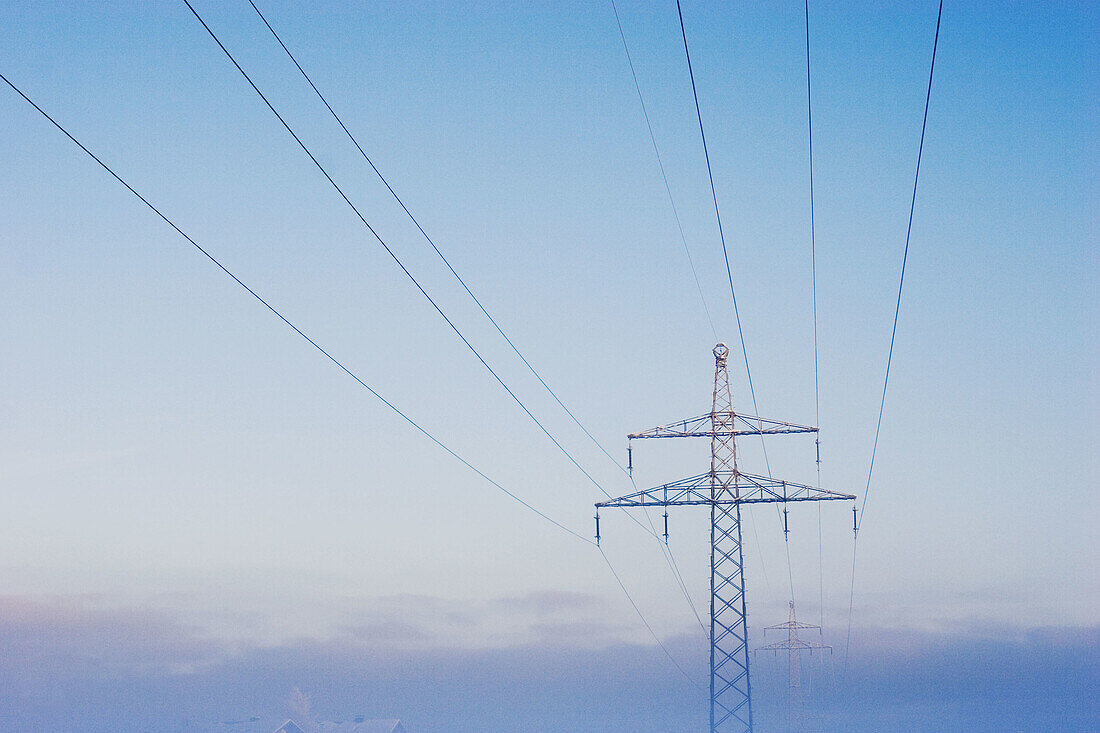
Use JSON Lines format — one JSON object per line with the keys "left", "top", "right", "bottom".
{"left": 0, "top": 595, "right": 1094, "bottom": 732}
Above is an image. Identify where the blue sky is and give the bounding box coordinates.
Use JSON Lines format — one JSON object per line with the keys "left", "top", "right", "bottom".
{"left": 0, "top": 1, "right": 1096, "bottom": 730}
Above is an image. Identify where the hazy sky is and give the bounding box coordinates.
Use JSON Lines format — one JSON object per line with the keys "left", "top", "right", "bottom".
{"left": 1, "top": 1, "right": 1096, "bottom": 730}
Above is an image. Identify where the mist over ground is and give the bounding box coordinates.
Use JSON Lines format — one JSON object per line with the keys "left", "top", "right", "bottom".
{"left": 0, "top": 595, "right": 1094, "bottom": 732}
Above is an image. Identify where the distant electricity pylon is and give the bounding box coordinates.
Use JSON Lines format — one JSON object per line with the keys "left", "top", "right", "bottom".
{"left": 757, "top": 601, "right": 831, "bottom": 733}
{"left": 595, "top": 344, "right": 854, "bottom": 733}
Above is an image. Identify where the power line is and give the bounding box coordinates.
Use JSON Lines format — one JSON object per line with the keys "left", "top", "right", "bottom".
{"left": 190, "top": 2, "right": 703, "bottom": 666}
{"left": 180, "top": 1, "right": 641, "bottom": 522}
{"left": 608, "top": 0, "right": 717, "bottom": 341}
{"left": 804, "top": 0, "right": 826, "bottom": 630}
{"left": 674, "top": 0, "right": 768, "bottom": 464}
{"left": 633, "top": 475, "right": 709, "bottom": 640}
{"left": 1, "top": 68, "right": 695, "bottom": 686}
{"left": 0, "top": 70, "right": 592, "bottom": 548}
{"left": 603, "top": 0, "right": 719, "bottom": 639}
{"left": 675, "top": 0, "right": 793, "bottom": 602}
{"left": 200, "top": 15, "right": 717, "bottom": 678}
{"left": 665, "top": 533, "right": 709, "bottom": 637}
{"left": 845, "top": 0, "right": 944, "bottom": 670}
{"left": 856, "top": 0, "right": 943, "bottom": 532}
{"left": 245, "top": 0, "right": 634, "bottom": 482}
{"left": 599, "top": 546, "right": 703, "bottom": 690}
{"left": 5, "top": 22, "right": 725, "bottom": 692}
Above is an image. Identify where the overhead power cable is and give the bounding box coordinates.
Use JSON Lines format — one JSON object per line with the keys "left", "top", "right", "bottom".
{"left": 202, "top": 4, "right": 704, "bottom": 663}
{"left": 2, "top": 37, "right": 711, "bottom": 689}
{"left": 631, "top": 473, "right": 709, "bottom": 640}
{"left": 804, "top": 0, "right": 826, "bottom": 630}
{"left": 228, "top": 23, "right": 703, "bottom": 649}
{"left": 856, "top": 0, "right": 943, "bottom": 533}
{"left": 608, "top": 0, "right": 717, "bottom": 341}
{"left": 0, "top": 70, "right": 591, "bottom": 548}
{"left": 674, "top": 0, "right": 769, "bottom": 464}
{"left": 602, "top": 0, "right": 712, "bottom": 638}
{"left": 845, "top": 0, "right": 944, "bottom": 671}
{"left": 179, "top": 1, "right": 650, "bottom": 531}
{"left": 675, "top": 0, "right": 794, "bottom": 602}
{"left": 664, "top": 535, "right": 709, "bottom": 637}
{"left": 203, "top": 0, "right": 703, "bottom": 670}
{"left": 600, "top": 546, "right": 703, "bottom": 689}
{"left": 245, "top": 0, "right": 634, "bottom": 481}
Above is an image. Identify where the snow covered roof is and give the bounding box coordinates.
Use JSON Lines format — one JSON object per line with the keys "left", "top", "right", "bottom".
{"left": 317, "top": 720, "right": 405, "bottom": 733}
{"left": 207, "top": 716, "right": 404, "bottom": 733}
{"left": 207, "top": 719, "right": 303, "bottom": 733}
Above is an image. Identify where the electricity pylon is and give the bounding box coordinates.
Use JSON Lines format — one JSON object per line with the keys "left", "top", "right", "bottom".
{"left": 595, "top": 344, "right": 854, "bottom": 733}
{"left": 757, "top": 601, "right": 831, "bottom": 733}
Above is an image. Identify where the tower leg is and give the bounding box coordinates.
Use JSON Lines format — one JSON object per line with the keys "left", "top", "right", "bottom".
{"left": 711, "top": 501, "right": 752, "bottom": 733}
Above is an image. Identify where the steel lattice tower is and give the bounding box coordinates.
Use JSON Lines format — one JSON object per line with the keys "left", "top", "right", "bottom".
{"left": 596, "top": 344, "right": 854, "bottom": 733}
{"left": 757, "top": 601, "right": 831, "bottom": 733}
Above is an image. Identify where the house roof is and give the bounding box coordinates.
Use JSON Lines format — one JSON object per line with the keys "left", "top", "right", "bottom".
{"left": 206, "top": 718, "right": 305, "bottom": 733}
{"left": 273, "top": 722, "right": 307, "bottom": 733}
{"left": 317, "top": 721, "right": 405, "bottom": 733}
{"left": 206, "top": 716, "right": 404, "bottom": 733}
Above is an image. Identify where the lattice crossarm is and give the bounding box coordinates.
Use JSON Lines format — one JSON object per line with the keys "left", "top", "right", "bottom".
{"left": 596, "top": 487, "right": 711, "bottom": 508}
{"left": 596, "top": 481, "right": 855, "bottom": 509}
{"left": 627, "top": 412, "right": 819, "bottom": 440}
{"left": 764, "top": 621, "right": 823, "bottom": 632}
{"left": 628, "top": 413, "right": 713, "bottom": 439}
